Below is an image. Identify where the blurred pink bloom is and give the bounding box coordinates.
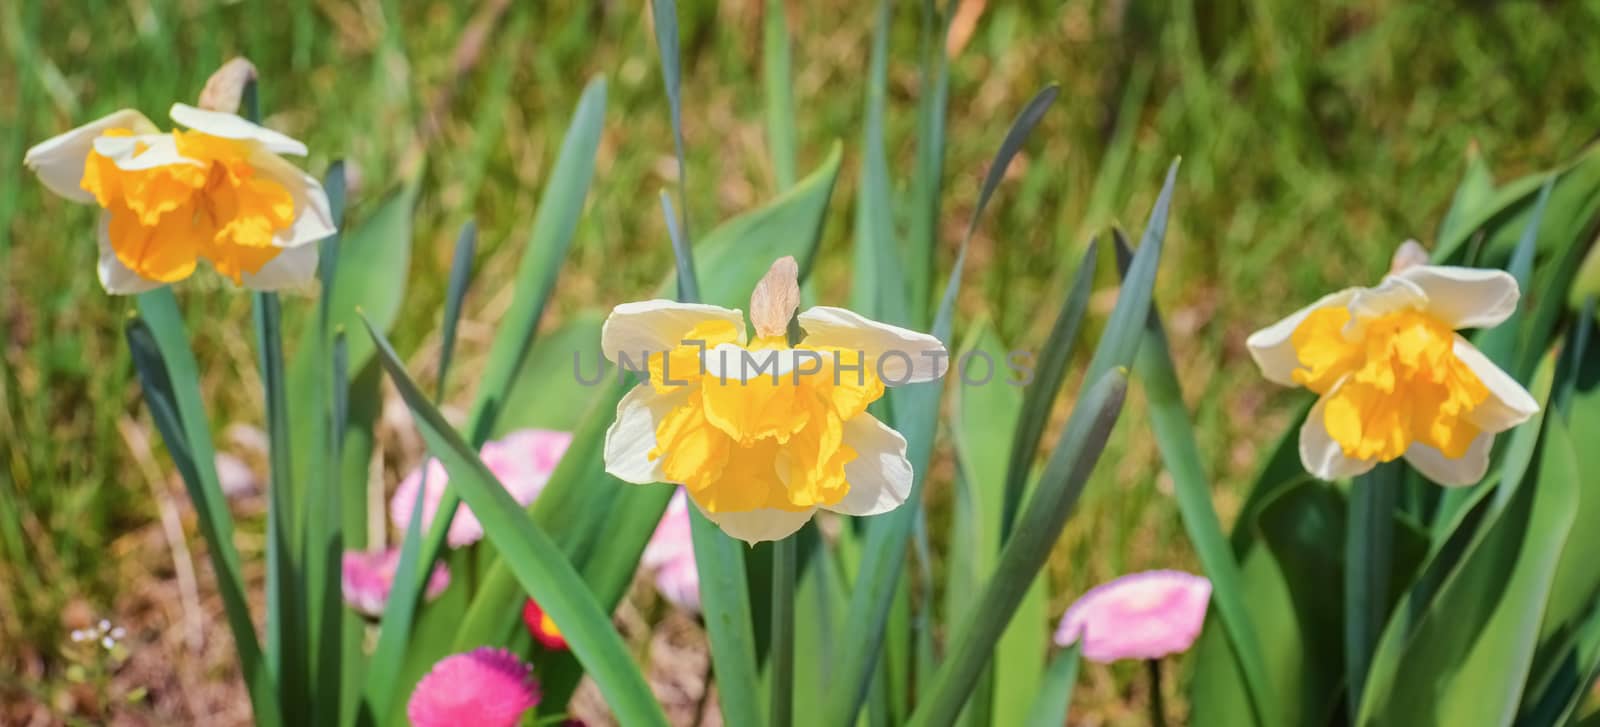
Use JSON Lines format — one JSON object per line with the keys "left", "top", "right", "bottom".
{"left": 340, "top": 548, "right": 449, "bottom": 618}
{"left": 390, "top": 429, "right": 573, "bottom": 548}
{"left": 407, "top": 647, "right": 540, "bottom": 727}
{"left": 642, "top": 490, "right": 700, "bottom": 612}
{"left": 1053, "top": 570, "right": 1211, "bottom": 663}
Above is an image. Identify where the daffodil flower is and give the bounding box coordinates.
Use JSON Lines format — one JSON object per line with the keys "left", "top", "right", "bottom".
{"left": 23, "top": 104, "right": 333, "bottom": 293}
{"left": 601, "top": 257, "right": 948, "bottom": 543}
{"left": 1247, "top": 242, "right": 1539, "bottom": 485}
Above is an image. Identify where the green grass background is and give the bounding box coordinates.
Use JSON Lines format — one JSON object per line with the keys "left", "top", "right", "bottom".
{"left": 2, "top": 0, "right": 1597, "bottom": 719}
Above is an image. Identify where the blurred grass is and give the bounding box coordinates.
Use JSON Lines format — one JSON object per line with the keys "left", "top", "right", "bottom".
{"left": 2, "top": 0, "right": 1598, "bottom": 721}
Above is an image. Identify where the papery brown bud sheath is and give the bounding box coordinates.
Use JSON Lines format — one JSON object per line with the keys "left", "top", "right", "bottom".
{"left": 750, "top": 256, "right": 801, "bottom": 339}
{"left": 198, "top": 57, "right": 258, "bottom": 114}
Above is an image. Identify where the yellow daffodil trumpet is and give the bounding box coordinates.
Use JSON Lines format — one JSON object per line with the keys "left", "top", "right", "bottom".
{"left": 601, "top": 257, "right": 948, "bottom": 543}
{"left": 23, "top": 59, "right": 333, "bottom": 294}
{"left": 1247, "top": 241, "right": 1539, "bottom": 485}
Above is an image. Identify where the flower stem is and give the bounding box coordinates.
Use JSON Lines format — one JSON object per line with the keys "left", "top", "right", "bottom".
{"left": 1345, "top": 464, "right": 1398, "bottom": 715}
{"left": 770, "top": 535, "right": 797, "bottom": 727}
{"left": 1147, "top": 659, "right": 1166, "bottom": 727}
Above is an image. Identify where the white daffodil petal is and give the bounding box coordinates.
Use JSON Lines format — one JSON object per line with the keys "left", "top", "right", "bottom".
{"left": 699, "top": 343, "right": 807, "bottom": 383}
{"left": 1404, "top": 433, "right": 1492, "bottom": 487}
{"left": 253, "top": 152, "right": 336, "bottom": 248}
{"left": 1452, "top": 336, "right": 1540, "bottom": 433}
{"left": 693, "top": 499, "right": 814, "bottom": 544}
{"left": 828, "top": 414, "right": 912, "bottom": 516}
{"left": 1346, "top": 276, "right": 1427, "bottom": 324}
{"left": 169, "top": 103, "right": 308, "bottom": 156}
{"left": 797, "top": 306, "right": 948, "bottom": 385}
{"left": 1245, "top": 288, "right": 1357, "bottom": 386}
{"left": 237, "top": 244, "right": 319, "bottom": 291}
{"left": 111, "top": 134, "right": 199, "bottom": 172}
{"left": 24, "top": 109, "right": 159, "bottom": 203}
{"left": 600, "top": 300, "right": 746, "bottom": 366}
{"left": 96, "top": 214, "right": 163, "bottom": 295}
{"left": 604, "top": 385, "right": 689, "bottom": 484}
{"left": 1300, "top": 391, "right": 1377, "bottom": 481}
{"left": 1393, "top": 265, "right": 1519, "bottom": 329}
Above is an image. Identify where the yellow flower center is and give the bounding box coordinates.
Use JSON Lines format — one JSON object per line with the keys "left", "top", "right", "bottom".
{"left": 646, "top": 320, "right": 885, "bottom": 513}
{"left": 538, "top": 612, "right": 561, "bottom": 640}
{"left": 1291, "top": 305, "right": 1489, "bottom": 462}
{"left": 81, "top": 128, "right": 294, "bottom": 283}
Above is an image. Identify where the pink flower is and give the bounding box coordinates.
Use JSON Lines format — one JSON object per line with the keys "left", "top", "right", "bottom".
{"left": 642, "top": 491, "right": 700, "bottom": 612}
{"left": 340, "top": 548, "right": 450, "bottom": 618}
{"left": 407, "top": 647, "right": 540, "bottom": 727}
{"left": 1053, "top": 570, "right": 1211, "bottom": 663}
{"left": 390, "top": 429, "right": 573, "bottom": 548}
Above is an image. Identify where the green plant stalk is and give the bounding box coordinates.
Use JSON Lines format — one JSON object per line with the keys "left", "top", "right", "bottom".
{"left": 768, "top": 484, "right": 798, "bottom": 727}
{"left": 1345, "top": 464, "right": 1398, "bottom": 715}
{"left": 907, "top": 369, "right": 1129, "bottom": 726}
{"left": 253, "top": 291, "right": 305, "bottom": 723}
{"left": 1148, "top": 660, "right": 1167, "bottom": 727}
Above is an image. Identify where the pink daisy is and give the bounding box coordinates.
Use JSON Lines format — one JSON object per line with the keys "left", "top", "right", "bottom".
{"left": 1053, "top": 570, "right": 1212, "bottom": 663}
{"left": 390, "top": 429, "right": 573, "bottom": 548}
{"left": 407, "top": 647, "right": 540, "bottom": 727}
{"left": 340, "top": 547, "right": 450, "bottom": 618}
{"left": 642, "top": 491, "right": 700, "bottom": 612}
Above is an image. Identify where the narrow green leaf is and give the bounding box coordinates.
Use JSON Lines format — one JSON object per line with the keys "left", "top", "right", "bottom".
{"left": 1344, "top": 463, "right": 1399, "bottom": 715}
{"left": 1476, "top": 179, "right": 1551, "bottom": 370}
{"left": 762, "top": 0, "right": 797, "bottom": 191}
{"left": 365, "top": 318, "right": 670, "bottom": 727}
{"left": 1119, "top": 233, "right": 1271, "bottom": 726}
{"left": 313, "top": 181, "right": 419, "bottom": 374}
{"left": 125, "top": 314, "right": 282, "bottom": 726}
{"left": 310, "top": 332, "right": 347, "bottom": 727}
{"left": 466, "top": 74, "right": 604, "bottom": 443}
{"left": 1436, "top": 144, "right": 1600, "bottom": 266}
{"left": 947, "top": 321, "right": 1040, "bottom": 726}
{"left": 851, "top": 0, "right": 907, "bottom": 326}
{"left": 253, "top": 291, "right": 305, "bottom": 723}
{"left": 665, "top": 143, "right": 843, "bottom": 307}
{"left": 906, "top": 0, "right": 951, "bottom": 324}
{"left": 651, "top": 0, "right": 691, "bottom": 244}
{"left": 661, "top": 192, "right": 698, "bottom": 303}
{"left": 1435, "top": 143, "right": 1496, "bottom": 247}
{"left": 1023, "top": 646, "right": 1081, "bottom": 727}
{"left": 1000, "top": 242, "right": 1096, "bottom": 537}
{"left": 436, "top": 219, "right": 478, "bottom": 397}
{"left": 1081, "top": 160, "right": 1180, "bottom": 387}
{"left": 907, "top": 369, "right": 1130, "bottom": 726}
{"left": 933, "top": 85, "right": 1059, "bottom": 343}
